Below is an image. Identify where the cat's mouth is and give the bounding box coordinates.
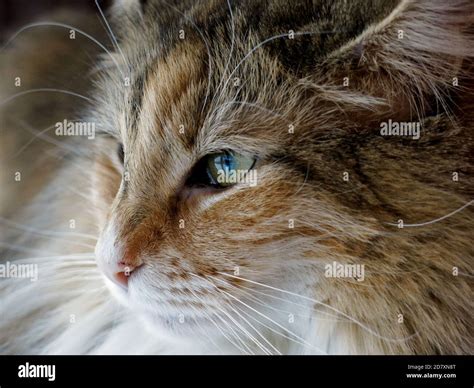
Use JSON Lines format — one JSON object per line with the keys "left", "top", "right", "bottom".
{"left": 100, "top": 266, "right": 222, "bottom": 336}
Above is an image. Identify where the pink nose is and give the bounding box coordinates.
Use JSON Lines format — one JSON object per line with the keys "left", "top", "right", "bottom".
{"left": 95, "top": 226, "right": 144, "bottom": 290}
{"left": 113, "top": 261, "right": 142, "bottom": 289}
{"left": 100, "top": 250, "right": 143, "bottom": 290}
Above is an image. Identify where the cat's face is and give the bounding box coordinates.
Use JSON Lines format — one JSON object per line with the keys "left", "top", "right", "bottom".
{"left": 88, "top": 0, "right": 474, "bottom": 354}
{"left": 92, "top": 69, "right": 338, "bottom": 338}
{"left": 90, "top": 0, "right": 385, "bottom": 341}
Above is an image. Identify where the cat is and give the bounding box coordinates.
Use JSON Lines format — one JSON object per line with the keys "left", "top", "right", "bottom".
{"left": 0, "top": 0, "right": 472, "bottom": 355}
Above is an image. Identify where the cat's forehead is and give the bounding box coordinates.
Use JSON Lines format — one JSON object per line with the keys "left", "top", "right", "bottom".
{"left": 117, "top": 36, "right": 286, "bottom": 159}
{"left": 101, "top": 0, "right": 403, "bottom": 156}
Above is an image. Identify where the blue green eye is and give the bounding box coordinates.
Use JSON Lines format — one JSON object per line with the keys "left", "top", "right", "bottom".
{"left": 212, "top": 153, "right": 237, "bottom": 175}
{"left": 187, "top": 151, "right": 256, "bottom": 188}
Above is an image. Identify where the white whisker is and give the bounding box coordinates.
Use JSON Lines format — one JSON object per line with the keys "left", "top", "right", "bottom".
{"left": 205, "top": 274, "right": 327, "bottom": 354}
{"left": 95, "top": 0, "right": 127, "bottom": 65}
{"left": 0, "top": 216, "right": 98, "bottom": 241}
{"left": 188, "top": 287, "right": 252, "bottom": 354}
{"left": 189, "top": 275, "right": 271, "bottom": 354}
{"left": 213, "top": 288, "right": 280, "bottom": 355}
{"left": 216, "top": 30, "right": 339, "bottom": 104}
{"left": 219, "top": 272, "right": 418, "bottom": 344}
{"left": 0, "top": 21, "right": 125, "bottom": 77}
{"left": 1, "top": 88, "right": 92, "bottom": 107}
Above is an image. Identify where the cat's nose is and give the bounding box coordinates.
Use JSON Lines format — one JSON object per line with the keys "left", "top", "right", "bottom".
{"left": 96, "top": 222, "right": 145, "bottom": 290}
{"left": 113, "top": 257, "right": 144, "bottom": 289}
{"left": 96, "top": 240, "right": 144, "bottom": 289}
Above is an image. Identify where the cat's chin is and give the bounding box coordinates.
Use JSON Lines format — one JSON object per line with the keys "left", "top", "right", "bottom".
{"left": 139, "top": 312, "right": 216, "bottom": 340}
{"left": 102, "top": 276, "right": 130, "bottom": 306}
{"left": 102, "top": 276, "right": 220, "bottom": 341}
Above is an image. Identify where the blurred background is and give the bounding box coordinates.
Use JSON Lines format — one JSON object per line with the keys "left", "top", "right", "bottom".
{"left": 0, "top": 0, "right": 111, "bottom": 216}
{"left": 0, "top": 0, "right": 112, "bottom": 37}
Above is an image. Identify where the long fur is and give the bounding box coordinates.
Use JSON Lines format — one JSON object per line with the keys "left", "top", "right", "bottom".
{"left": 0, "top": 0, "right": 472, "bottom": 354}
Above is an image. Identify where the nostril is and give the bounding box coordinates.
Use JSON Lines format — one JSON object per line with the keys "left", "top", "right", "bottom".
{"left": 118, "top": 264, "right": 136, "bottom": 276}
{"left": 113, "top": 262, "right": 143, "bottom": 289}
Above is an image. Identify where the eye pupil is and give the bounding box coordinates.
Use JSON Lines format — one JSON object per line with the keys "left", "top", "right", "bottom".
{"left": 185, "top": 151, "right": 256, "bottom": 189}
{"left": 216, "top": 153, "right": 235, "bottom": 174}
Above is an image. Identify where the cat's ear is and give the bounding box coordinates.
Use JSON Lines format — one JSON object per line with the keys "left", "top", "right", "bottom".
{"left": 313, "top": 0, "right": 474, "bottom": 120}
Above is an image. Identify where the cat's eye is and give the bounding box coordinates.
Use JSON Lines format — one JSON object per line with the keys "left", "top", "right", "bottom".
{"left": 117, "top": 143, "right": 124, "bottom": 164}
{"left": 188, "top": 151, "right": 256, "bottom": 188}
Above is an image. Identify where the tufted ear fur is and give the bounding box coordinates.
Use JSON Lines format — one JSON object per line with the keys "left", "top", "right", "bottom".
{"left": 309, "top": 0, "right": 474, "bottom": 122}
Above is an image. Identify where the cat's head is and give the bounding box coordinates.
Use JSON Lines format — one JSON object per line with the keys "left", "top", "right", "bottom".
{"left": 91, "top": 0, "right": 473, "bottom": 352}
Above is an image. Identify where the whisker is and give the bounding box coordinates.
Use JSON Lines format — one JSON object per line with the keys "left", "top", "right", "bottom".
{"left": 386, "top": 199, "right": 474, "bottom": 228}
{"left": 186, "top": 304, "right": 222, "bottom": 352}
{"left": 225, "top": 280, "right": 344, "bottom": 322}
{"left": 205, "top": 274, "right": 327, "bottom": 354}
{"left": 95, "top": 0, "right": 127, "bottom": 65}
{"left": 0, "top": 242, "right": 62, "bottom": 256}
{"left": 188, "top": 276, "right": 260, "bottom": 354}
{"left": 0, "top": 216, "right": 98, "bottom": 241}
{"left": 11, "top": 119, "right": 93, "bottom": 159}
{"left": 210, "top": 311, "right": 251, "bottom": 354}
{"left": 231, "top": 302, "right": 318, "bottom": 353}
{"left": 187, "top": 287, "right": 252, "bottom": 354}
{"left": 0, "top": 238, "right": 95, "bottom": 250}
{"left": 219, "top": 272, "right": 418, "bottom": 344}
{"left": 210, "top": 295, "right": 270, "bottom": 354}
{"left": 11, "top": 123, "right": 74, "bottom": 160}
{"left": 1, "top": 21, "right": 125, "bottom": 77}
{"left": 215, "top": 30, "right": 340, "bottom": 104}
{"left": 213, "top": 289, "right": 280, "bottom": 355}
{"left": 1, "top": 88, "right": 92, "bottom": 107}
{"left": 4, "top": 253, "right": 96, "bottom": 262}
